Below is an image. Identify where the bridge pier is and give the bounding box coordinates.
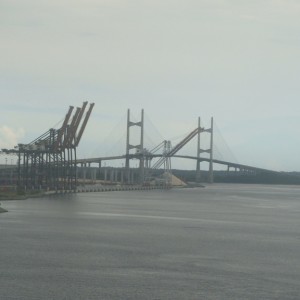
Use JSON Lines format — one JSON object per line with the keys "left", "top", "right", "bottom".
{"left": 109, "top": 169, "right": 114, "bottom": 183}
{"left": 104, "top": 168, "right": 108, "bottom": 182}
{"left": 196, "top": 117, "right": 201, "bottom": 183}
{"left": 121, "top": 169, "right": 124, "bottom": 183}
{"left": 209, "top": 117, "right": 214, "bottom": 184}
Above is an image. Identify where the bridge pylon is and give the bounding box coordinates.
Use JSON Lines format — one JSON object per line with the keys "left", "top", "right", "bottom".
{"left": 196, "top": 117, "right": 214, "bottom": 183}
{"left": 125, "top": 109, "right": 144, "bottom": 184}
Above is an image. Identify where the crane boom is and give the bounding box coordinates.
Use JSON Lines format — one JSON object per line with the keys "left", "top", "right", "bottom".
{"left": 151, "top": 127, "right": 202, "bottom": 170}
{"left": 75, "top": 102, "right": 95, "bottom": 146}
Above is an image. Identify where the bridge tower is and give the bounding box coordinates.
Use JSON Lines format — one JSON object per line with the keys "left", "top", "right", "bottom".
{"left": 125, "top": 109, "right": 144, "bottom": 184}
{"left": 196, "top": 117, "right": 214, "bottom": 183}
{"left": 163, "top": 140, "right": 172, "bottom": 186}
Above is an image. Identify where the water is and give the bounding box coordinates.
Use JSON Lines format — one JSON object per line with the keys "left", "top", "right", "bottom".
{"left": 1, "top": 184, "right": 300, "bottom": 299}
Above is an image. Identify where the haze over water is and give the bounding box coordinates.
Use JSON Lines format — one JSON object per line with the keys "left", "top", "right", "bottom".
{"left": 1, "top": 184, "right": 300, "bottom": 299}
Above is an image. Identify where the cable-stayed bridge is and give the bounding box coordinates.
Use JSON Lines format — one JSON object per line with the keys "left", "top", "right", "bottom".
{"left": 76, "top": 109, "right": 279, "bottom": 185}
{"left": 0, "top": 105, "right": 280, "bottom": 191}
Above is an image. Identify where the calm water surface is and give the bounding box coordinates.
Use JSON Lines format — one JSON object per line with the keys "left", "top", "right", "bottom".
{"left": 1, "top": 184, "right": 300, "bottom": 299}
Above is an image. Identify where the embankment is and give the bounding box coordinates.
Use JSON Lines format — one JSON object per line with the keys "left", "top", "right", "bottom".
{"left": 0, "top": 206, "right": 8, "bottom": 213}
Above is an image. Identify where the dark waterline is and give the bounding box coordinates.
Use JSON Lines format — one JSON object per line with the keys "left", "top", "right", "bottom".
{"left": 1, "top": 184, "right": 300, "bottom": 299}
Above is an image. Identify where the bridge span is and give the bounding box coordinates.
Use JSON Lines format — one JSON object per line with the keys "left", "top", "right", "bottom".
{"left": 77, "top": 154, "right": 278, "bottom": 175}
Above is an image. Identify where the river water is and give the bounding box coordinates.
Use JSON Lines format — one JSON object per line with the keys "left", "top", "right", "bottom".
{"left": 1, "top": 184, "right": 300, "bottom": 299}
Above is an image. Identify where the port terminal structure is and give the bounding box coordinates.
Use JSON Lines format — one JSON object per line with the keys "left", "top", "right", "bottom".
{"left": 1, "top": 107, "right": 281, "bottom": 192}
{"left": 1, "top": 102, "right": 94, "bottom": 192}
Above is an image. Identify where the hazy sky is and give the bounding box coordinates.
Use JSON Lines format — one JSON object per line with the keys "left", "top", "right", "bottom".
{"left": 1, "top": 0, "right": 300, "bottom": 171}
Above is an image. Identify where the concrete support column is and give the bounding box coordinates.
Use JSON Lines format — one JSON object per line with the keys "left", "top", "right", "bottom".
{"left": 121, "top": 170, "right": 124, "bottom": 183}
{"left": 131, "top": 171, "right": 134, "bottom": 184}
{"left": 83, "top": 167, "right": 86, "bottom": 185}
{"left": 139, "top": 109, "right": 144, "bottom": 184}
{"left": 209, "top": 117, "right": 214, "bottom": 184}
{"left": 104, "top": 168, "right": 107, "bottom": 182}
{"left": 196, "top": 117, "right": 201, "bottom": 183}
{"left": 125, "top": 109, "right": 130, "bottom": 182}
{"left": 110, "top": 169, "right": 114, "bottom": 183}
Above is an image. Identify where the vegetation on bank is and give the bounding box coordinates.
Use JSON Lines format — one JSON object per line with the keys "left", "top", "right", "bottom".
{"left": 0, "top": 169, "right": 299, "bottom": 201}
{"left": 0, "top": 205, "right": 8, "bottom": 213}
{"left": 172, "top": 170, "right": 300, "bottom": 185}
{"left": 0, "top": 187, "right": 45, "bottom": 200}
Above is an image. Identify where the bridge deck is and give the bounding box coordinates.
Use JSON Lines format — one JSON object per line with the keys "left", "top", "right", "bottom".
{"left": 77, "top": 154, "right": 278, "bottom": 174}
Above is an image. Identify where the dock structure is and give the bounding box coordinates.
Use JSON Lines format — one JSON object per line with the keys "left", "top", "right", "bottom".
{"left": 2, "top": 102, "right": 94, "bottom": 192}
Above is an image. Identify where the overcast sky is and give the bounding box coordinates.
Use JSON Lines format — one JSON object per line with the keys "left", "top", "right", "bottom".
{"left": 1, "top": 0, "right": 300, "bottom": 171}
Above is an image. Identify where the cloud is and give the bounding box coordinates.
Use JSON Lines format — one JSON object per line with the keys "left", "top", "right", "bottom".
{"left": 0, "top": 126, "right": 25, "bottom": 149}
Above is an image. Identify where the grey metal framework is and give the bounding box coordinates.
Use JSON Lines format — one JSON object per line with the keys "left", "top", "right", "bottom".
{"left": 145, "top": 125, "right": 206, "bottom": 185}
{"left": 151, "top": 126, "right": 203, "bottom": 170}
{"left": 4, "top": 102, "right": 94, "bottom": 192}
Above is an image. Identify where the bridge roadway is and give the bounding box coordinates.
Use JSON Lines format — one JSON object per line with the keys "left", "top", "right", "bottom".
{"left": 77, "top": 154, "right": 278, "bottom": 174}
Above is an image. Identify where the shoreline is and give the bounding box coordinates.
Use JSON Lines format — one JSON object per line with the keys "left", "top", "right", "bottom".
{"left": 0, "top": 206, "right": 8, "bottom": 213}
{"left": 0, "top": 191, "right": 45, "bottom": 201}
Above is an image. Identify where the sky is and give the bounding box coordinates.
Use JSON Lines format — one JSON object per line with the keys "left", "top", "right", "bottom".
{"left": 1, "top": 0, "right": 300, "bottom": 171}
